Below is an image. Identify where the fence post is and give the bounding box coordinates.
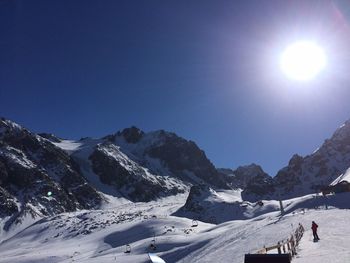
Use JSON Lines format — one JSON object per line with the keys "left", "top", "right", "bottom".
{"left": 277, "top": 242, "right": 281, "bottom": 254}
{"left": 290, "top": 235, "right": 296, "bottom": 256}
{"left": 293, "top": 241, "right": 296, "bottom": 255}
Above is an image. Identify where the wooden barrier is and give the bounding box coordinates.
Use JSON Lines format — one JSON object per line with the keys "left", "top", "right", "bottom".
{"left": 252, "top": 223, "right": 304, "bottom": 261}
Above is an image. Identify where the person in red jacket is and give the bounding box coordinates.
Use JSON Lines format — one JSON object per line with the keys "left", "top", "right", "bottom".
{"left": 312, "top": 221, "right": 320, "bottom": 240}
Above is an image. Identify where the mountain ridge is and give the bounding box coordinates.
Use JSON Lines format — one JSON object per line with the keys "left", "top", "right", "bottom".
{"left": 2, "top": 116, "right": 350, "bottom": 224}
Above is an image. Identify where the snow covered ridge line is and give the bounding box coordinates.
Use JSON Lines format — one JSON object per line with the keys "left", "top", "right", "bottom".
{"left": 0, "top": 118, "right": 105, "bottom": 223}
{"left": 3, "top": 116, "right": 350, "bottom": 206}
{"left": 0, "top": 118, "right": 23, "bottom": 132}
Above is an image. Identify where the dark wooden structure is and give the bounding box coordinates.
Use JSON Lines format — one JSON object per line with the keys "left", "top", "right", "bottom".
{"left": 244, "top": 254, "right": 291, "bottom": 263}
{"left": 322, "top": 181, "right": 350, "bottom": 195}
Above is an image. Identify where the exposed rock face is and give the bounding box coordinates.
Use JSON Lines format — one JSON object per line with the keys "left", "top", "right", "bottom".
{"left": 117, "top": 126, "right": 144, "bottom": 144}
{"left": 242, "top": 120, "right": 350, "bottom": 201}
{"left": 173, "top": 184, "right": 222, "bottom": 223}
{"left": 0, "top": 118, "right": 230, "bottom": 213}
{"left": 144, "top": 132, "right": 228, "bottom": 189}
{"left": 5, "top": 116, "right": 350, "bottom": 222}
{"left": 37, "top": 133, "right": 62, "bottom": 143}
{"left": 88, "top": 142, "right": 183, "bottom": 202}
{"left": 272, "top": 121, "right": 350, "bottom": 198}
{"left": 181, "top": 184, "right": 210, "bottom": 213}
{"left": 220, "top": 164, "right": 269, "bottom": 189}
{"left": 273, "top": 154, "right": 303, "bottom": 193}
{"left": 0, "top": 118, "right": 103, "bottom": 223}
{"left": 0, "top": 186, "right": 18, "bottom": 217}
{"left": 78, "top": 128, "right": 229, "bottom": 201}
{"left": 241, "top": 172, "right": 275, "bottom": 201}
{"left": 56, "top": 126, "right": 228, "bottom": 202}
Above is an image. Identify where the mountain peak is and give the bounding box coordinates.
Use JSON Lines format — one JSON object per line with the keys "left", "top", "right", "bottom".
{"left": 118, "top": 126, "right": 145, "bottom": 144}
{"left": 288, "top": 154, "right": 303, "bottom": 167}
{"left": 0, "top": 118, "right": 23, "bottom": 133}
{"left": 331, "top": 120, "right": 350, "bottom": 143}
{"left": 220, "top": 163, "right": 269, "bottom": 190}
{"left": 235, "top": 163, "right": 265, "bottom": 174}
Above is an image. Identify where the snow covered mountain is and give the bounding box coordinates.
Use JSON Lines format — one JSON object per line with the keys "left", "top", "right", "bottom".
{"left": 0, "top": 118, "right": 104, "bottom": 230}
{"left": 241, "top": 120, "right": 350, "bottom": 201}
{"left": 3, "top": 116, "right": 350, "bottom": 221}
{"left": 1, "top": 117, "right": 350, "bottom": 263}
{"left": 218, "top": 164, "right": 278, "bottom": 202}
{"left": 52, "top": 126, "right": 229, "bottom": 202}
{"left": 0, "top": 118, "right": 230, "bottom": 224}
{"left": 111, "top": 127, "right": 228, "bottom": 189}
{"left": 173, "top": 184, "right": 280, "bottom": 224}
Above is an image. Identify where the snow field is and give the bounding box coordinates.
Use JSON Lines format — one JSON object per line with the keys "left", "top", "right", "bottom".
{"left": 0, "top": 192, "right": 349, "bottom": 262}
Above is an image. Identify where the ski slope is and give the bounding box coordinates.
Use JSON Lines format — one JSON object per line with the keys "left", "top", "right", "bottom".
{"left": 0, "top": 192, "right": 349, "bottom": 263}
{"left": 294, "top": 209, "right": 350, "bottom": 263}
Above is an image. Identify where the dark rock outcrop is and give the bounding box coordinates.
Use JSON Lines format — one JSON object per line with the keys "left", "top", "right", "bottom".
{"left": 0, "top": 118, "right": 104, "bottom": 223}
{"left": 220, "top": 164, "right": 269, "bottom": 189}
{"left": 181, "top": 184, "right": 211, "bottom": 213}
{"left": 118, "top": 126, "right": 144, "bottom": 144}
{"left": 242, "top": 120, "right": 350, "bottom": 201}
{"left": 144, "top": 132, "right": 228, "bottom": 189}
{"left": 89, "top": 142, "right": 184, "bottom": 202}
{"left": 38, "top": 133, "right": 62, "bottom": 143}
{"left": 241, "top": 172, "right": 275, "bottom": 201}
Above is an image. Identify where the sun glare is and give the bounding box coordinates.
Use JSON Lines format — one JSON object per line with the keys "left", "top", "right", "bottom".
{"left": 280, "top": 41, "right": 326, "bottom": 81}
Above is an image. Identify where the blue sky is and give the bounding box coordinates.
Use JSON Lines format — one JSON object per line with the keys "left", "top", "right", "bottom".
{"left": 2, "top": 0, "right": 350, "bottom": 175}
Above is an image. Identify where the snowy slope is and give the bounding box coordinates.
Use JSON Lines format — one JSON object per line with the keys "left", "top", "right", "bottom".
{"left": 53, "top": 140, "right": 82, "bottom": 154}
{"left": 294, "top": 210, "right": 350, "bottom": 263}
{"left": 331, "top": 167, "right": 350, "bottom": 185}
{"left": 175, "top": 183, "right": 350, "bottom": 224}
{"left": 0, "top": 192, "right": 349, "bottom": 263}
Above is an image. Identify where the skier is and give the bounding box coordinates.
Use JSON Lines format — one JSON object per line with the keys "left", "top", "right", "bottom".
{"left": 311, "top": 221, "right": 320, "bottom": 241}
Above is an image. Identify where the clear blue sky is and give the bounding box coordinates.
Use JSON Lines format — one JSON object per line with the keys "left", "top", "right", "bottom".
{"left": 1, "top": 0, "right": 350, "bottom": 176}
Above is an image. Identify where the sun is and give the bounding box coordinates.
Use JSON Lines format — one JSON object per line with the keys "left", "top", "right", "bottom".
{"left": 280, "top": 41, "right": 326, "bottom": 81}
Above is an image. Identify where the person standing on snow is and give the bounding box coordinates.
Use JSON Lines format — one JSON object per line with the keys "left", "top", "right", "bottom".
{"left": 311, "top": 221, "right": 320, "bottom": 240}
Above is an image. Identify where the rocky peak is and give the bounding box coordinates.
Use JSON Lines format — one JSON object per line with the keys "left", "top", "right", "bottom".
{"left": 145, "top": 133, "right": 228, "bottom": 189}
{"left": 288, "top": 154, "right": 303, "bottom": 167}
{"left": 0, "top": 119, "right": 104, "bottom": 224}
{"left": 0, "top": 118, "right": 24, "bottom": 138}
{"left": 241, "top": 172, "right": 275, "bottom": 202}
{"left": 118, "top": 126, "right": 144, "bottom": 144}
{"left": 235, "top": 163, "right": 265, "bottom": 176}
{"left": 242, "top": 120, "right": 350, "bottom": 201}
{"left": 221, "top": 163, "right": 270, "bottom": 189}
{"left": 330, "top": 120, "right": 350, "bottom": 143}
